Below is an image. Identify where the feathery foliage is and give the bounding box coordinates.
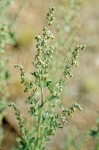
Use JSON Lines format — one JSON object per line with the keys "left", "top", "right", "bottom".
{"left": 9, "top": 7, "right": 86, "bottom": 150}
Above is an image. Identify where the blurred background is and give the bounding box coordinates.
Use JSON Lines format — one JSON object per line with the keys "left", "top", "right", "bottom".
{"left": 0, "top": 0, "right": 99, "bottom": 150}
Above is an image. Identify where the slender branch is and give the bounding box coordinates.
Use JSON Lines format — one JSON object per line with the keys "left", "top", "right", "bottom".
{"left": 34, "top": 80, "right": 43, "bottom": 150}
{"left": 41, "top": 74, "right": 64, "bottom": 106}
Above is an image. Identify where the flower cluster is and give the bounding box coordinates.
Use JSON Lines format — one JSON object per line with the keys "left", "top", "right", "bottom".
{"left": 61, "top": 102, "right": 82, "bottom": 125}
{"left": 63, "top": 45, "right": 86, "bottom": 78}
{"left": 14, "top": 64, "right": 33, "bottom": 93}
{"left": 32, "top": 7, "right": 55, "bottom": 86}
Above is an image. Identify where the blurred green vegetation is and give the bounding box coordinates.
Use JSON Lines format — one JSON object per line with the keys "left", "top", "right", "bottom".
{"left": 16, "top": 27, "right": 36, "bottom": 48}
{"left": 84, "top": 78, "right": 99, "bottom": 93}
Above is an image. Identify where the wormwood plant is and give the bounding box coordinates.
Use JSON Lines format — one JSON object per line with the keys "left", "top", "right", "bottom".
{"left": 0, "top": 0, "right": 16, "bottom": 113}
{"left": 0, "top": 23, "right": 16, "bottom": 147}
{"left": 9, "top": 7, "right": 86, "bottom": 150}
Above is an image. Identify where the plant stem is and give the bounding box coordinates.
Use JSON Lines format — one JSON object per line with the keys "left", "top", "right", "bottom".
{"left": 34, "top": 80, "right": 43, "bottom": 150}
{"left": 42, "top": 74, "right": 64, "bottom": 106}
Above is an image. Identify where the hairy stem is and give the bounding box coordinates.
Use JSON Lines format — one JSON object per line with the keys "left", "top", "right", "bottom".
{"left": 34, "top": 80, "right": 43, "bottom": 150}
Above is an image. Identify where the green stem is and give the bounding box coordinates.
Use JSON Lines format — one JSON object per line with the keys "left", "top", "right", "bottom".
{"left": 42, "top": 74, "right": 64, "bottom": 105}
{"left": 34, "top": 81, "right": 43, "bottom": 150}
